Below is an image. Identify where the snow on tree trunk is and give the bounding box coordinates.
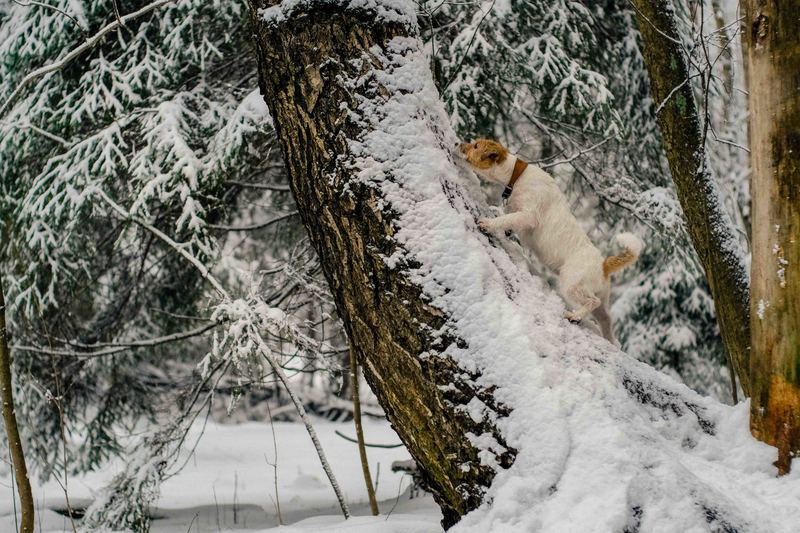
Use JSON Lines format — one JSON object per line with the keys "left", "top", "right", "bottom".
{"left": 247, "top": 0, "right": 800, "bottom": 530}
{"left": 631, "top": 0, "right": 752, "bottom": 396}
{"left": 744, "top": 0, "right": 800, "bottom": 475}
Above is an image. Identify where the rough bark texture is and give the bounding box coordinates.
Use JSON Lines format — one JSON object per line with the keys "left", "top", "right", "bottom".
{"left": 0, "top": 276, "right": 34, "bottom": 533}
{"left": 744, "top": 0, "right": 800, "bottom": 474}
{"left": 632, "top": 0, "right": 752, "bottom": 396}
{"left": 246, "top": 3, "right": 514, "bottom": 527}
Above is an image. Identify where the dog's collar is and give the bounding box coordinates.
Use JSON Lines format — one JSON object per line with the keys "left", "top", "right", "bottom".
{"left": 502, "top": 158, "right": 528, "bottom": 202}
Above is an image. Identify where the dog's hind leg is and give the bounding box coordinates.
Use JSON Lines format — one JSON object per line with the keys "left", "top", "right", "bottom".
{"left": 592, "top": 304, "right": 615, "bottom": 344}
{"left": 563, "top": 284, "right": 601, "bottom": 323}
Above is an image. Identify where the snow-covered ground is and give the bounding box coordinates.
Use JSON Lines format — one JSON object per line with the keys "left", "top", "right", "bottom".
{"left": 0, "top": 420, "right": 442, "bottom": 532}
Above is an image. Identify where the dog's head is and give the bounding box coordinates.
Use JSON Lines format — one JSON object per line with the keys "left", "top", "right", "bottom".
{"left": 458, "top": 139, "right": 512, "bottom": 183}
{"left": 459, "top": 139, "right": 508, "bottom": 168}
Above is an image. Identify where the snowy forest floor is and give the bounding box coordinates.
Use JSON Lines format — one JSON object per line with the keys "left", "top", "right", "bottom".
{"left": 0, "top": 420, "right": 443, "bottom": 532}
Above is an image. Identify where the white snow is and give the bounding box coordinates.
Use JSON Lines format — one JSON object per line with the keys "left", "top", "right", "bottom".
{"left": 773, "top": 245, "right": 788, "bottom": 289}
{"left": 342, "top": 10, "right": 800, "bottom": 532}
{"left": 0, "top": 420, "right": 441, "bottom": 532}
{"left": 756, "top": 299, "right": 769, "bottom": 320}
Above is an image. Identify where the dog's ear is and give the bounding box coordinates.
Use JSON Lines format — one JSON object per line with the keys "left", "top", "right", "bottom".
{"left": 481, "top": 149, "right": 500, "bottom": 162}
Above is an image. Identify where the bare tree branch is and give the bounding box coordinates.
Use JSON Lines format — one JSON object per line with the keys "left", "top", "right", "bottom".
{"left": 208, "top": 211, "right": 298, "bottom": 232}
{"left": 13, "top": 320, "right": 222, "bottom": 359}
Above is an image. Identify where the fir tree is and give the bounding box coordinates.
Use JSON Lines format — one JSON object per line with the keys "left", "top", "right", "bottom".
{"left": 0, "top": 1, "right": 345, "bottom": 528}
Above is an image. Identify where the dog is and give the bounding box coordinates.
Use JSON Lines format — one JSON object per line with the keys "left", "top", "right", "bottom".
{"left": 458, "top": 139, "right": 643, "bottom": 344}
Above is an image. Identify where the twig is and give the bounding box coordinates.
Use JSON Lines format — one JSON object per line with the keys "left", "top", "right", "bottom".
{"left": 654, "top": 74, "right": 697, "bottom": 116}
{"left": 385, "top": 475, "right": 407, "bottom": 521}
{"left": 185, "top": 512, "right": 199, "bottom": 532}
{"left": 208, "top": 211, "right": 298, "bottom": 232}
{"left": 627, "top": 0, "right": 683, "bottom": 45}
{"left": 264, "top": 401, "right": 283, "bottom": 525}
{"left": 111, "top": 0, "right": 124, "bottom": 28}
{"left": 441, "top": 0, "right": 497, "bottom": 91}
{"left": 11, "top": 0, "right": 87, "bottom": 34}
{"left": 540, "top": 135, "right": 615, "bottom": 169}
{"left": 224, "top": 181, "right": 290, "bottom": 192}
{"left": 41, "top": 323, "right": 77, "bottom": 533}
{"left": 90, "top": 187, "right": 228, "bottom": 297}
{"left": 0, "top": 119, "right": 69, "bottom": 146}
{"left": 81, "top": 184, "right": 347, "bottom": 521}
{"left": 334, "top": 430, "right": 403, "bottom": 449}
{"left": 212, "top": 484, "right": 221, "bottom": 531}
{"left": 49, "top": 393, "right": 78, "bottom": 533}
{"left": 9, "top": 450, "right": 18, "bottom": 533}
{"left": 254, "top": 331, "right": 350, "bottom": 519}
{"left": 13, "top": 320, "right": 222, "bottom": 359}
{"left": 233, "top": 470, "right": 239, "bottom": 524}
{"left": 349, "top": 349, "right": 379, "bottom": 515}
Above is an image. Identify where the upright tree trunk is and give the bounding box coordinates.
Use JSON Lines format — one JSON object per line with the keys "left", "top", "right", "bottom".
{"left": 632, "top": 0, "right": 752, "bottom": 396}
{"left": 349, "top": 350, "right": 379, "bottom": 515}
{"left": 744, "top": 0, "right": 800, "bottom": 474}
{"left": 246, "top": 3, "right": 514, "bottom": 526}
{"left": 0, "top": 276, "right": 34, "bottom": 533}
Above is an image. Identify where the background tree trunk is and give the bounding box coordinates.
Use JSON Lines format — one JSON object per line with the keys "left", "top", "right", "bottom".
{"left": 246, "top": 3, "right": 514, "bottom": 526}
{"left": 631, "top": 0, "right": 752, "bottom": 397}
{"left": 349, "top": 349, "right": 379, "bottom": 515}
{"left": 0, "top": 276, "right": 34, "bottom": 533}
{"left": 744, "top": 0, "right": 800, "bottom": 475}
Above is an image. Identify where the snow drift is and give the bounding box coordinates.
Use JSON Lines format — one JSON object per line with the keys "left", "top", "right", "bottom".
{"left": 332, "top": 3, "right": 800, "bottom": 532}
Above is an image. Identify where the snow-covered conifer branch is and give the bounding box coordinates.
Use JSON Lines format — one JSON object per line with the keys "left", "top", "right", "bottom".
{"left": 0, "top": 0, "right": 175, "bottom": 118}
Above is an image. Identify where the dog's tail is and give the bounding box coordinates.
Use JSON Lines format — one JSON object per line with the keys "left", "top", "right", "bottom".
{"left": 603, "top": 232, "right": 644, "bottom": 277}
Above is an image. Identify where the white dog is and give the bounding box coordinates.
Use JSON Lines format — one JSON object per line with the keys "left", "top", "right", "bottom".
{"left": 459, "top": 139, "right": 643, "bottom": 343}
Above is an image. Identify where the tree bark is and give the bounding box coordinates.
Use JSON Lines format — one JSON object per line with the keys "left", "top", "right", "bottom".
{"left": 743, "top": 0, "right": 800, "bottom": 474}
{"left": 0, "top": 276, "right": 35, "bottom": 533}
{"left": 631, "top": 0, "right": 752, "bottom": 396}
{"left": 246, "top": 3, "right": 514, "bottom": 527}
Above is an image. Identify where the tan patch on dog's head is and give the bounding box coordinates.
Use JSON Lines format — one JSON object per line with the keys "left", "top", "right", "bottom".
{"left": 459, "top": 139, "right": 509, "bottom": 169}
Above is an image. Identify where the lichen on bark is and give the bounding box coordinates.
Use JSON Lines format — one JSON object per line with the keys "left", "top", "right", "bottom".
{"left": 631, "top": 0, "right": 752, "bottom": 398}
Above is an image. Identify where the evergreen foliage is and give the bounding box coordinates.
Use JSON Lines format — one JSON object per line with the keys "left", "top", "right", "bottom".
{"left": 0, "top": 1, "right": 342, "bottom": 528}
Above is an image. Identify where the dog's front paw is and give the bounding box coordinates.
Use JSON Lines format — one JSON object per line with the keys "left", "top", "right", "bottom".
{"left": 564, "top": 311, "right": 582, "bottom": 324}
{"left": 478, "top": 217, "right": 495, "bottom": 231}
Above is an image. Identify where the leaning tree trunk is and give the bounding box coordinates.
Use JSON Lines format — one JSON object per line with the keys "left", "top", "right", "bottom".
{"left": 247, "top": 2, "right": 513, "bottom": 526}
{"left": 0, "top": 276, "right": 34, "bottom": 533}
{"left": 631, "top": 0, "right": 752, "bottom": 397}
{"left": 744, "top": 0, "right": 800, "bottom": 475}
